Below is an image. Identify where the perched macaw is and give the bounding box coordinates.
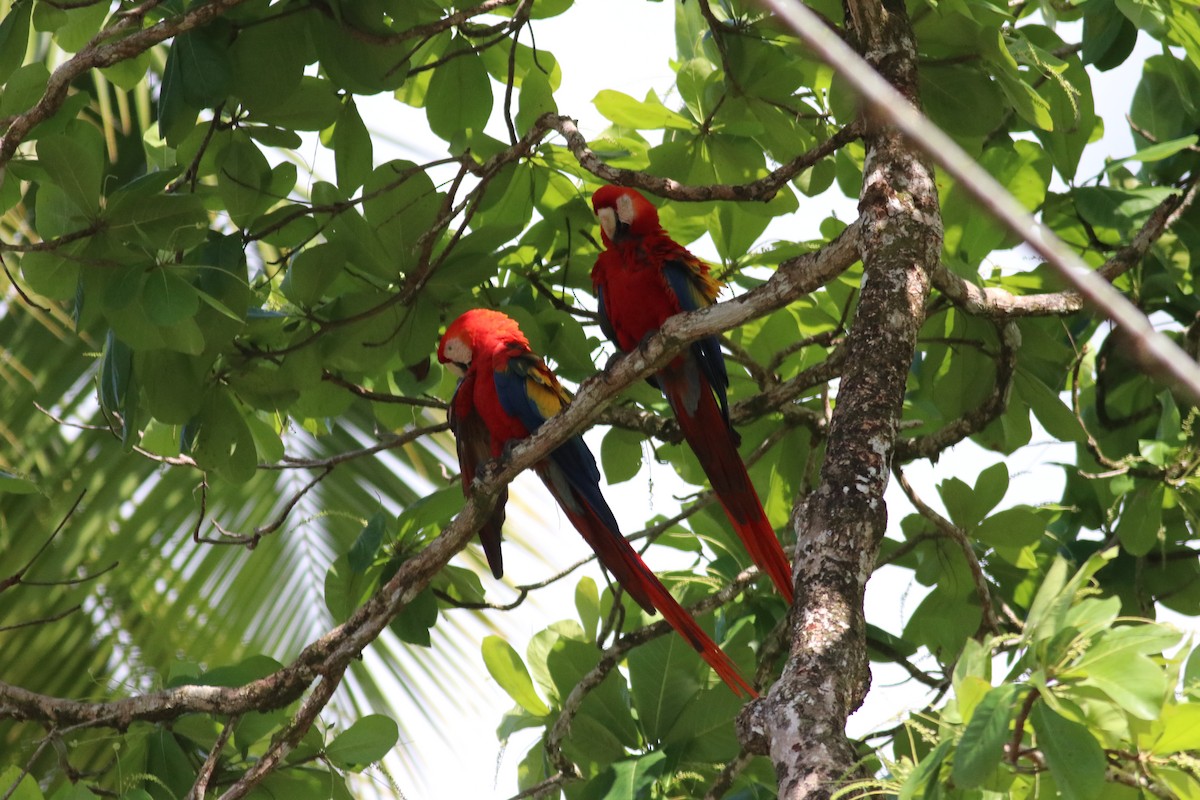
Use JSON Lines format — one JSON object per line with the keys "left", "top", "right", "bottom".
{"left": 437, "top": 308, "right": 755, "bottom": 696}
{"left": 590, "top": 186, "right": 795, "bottom": 603}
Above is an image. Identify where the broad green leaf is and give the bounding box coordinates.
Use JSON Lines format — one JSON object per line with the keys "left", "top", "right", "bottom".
{"left": 227, "top": 11, "right": 306, "bottom": 115}
{"left": 142, "top": 270, "right": 200, "bottom": 327}
{"left": 1024, "top": 550, "right": 1115, "bottom": 644}
{"left": 974, "top": 507, "right": 1045, "bottom": 548}
{"left": 55, "top": 0, "right": 108, "bottom": 53}
{"left": 138, "top": 349, "right": 207, "bottom": 424}
{"left": 482, "top": 636, "right": 550, "bottom": 717}
{"left": 425, "top": 46, "right": 492, "bottom": 139}
{"left": 1015, "top": 369, "right": 1084, "bottom": 444}
{"left": 324, "top": 715, "right": 399, "bottom": 770}
{"left": 389, "top": 586, "right": 439, "bottom": 647}
{"left": 593, "top": 89, "right": 694, "bottom": 130}
{"left": 332, "top": 98, "right": 373, "bottom": 194}
{"left": 1115, "top": 482, "right": 1164, "bottom": 556}
{"left": 248, "top": 76, "right": 342, "bottom": 131}
{"left": 1152, "top": 703, "right": 1200, "bottom": 754}
{"left": 282, "top": 242, "right": 348, "bottom": 307}
{"left": 516, "top": 66, "right": 557, "bottom": 134}
{"left": 953, "top": 683, "right": 1018, "bottom": 788}
{"left": 348, "top": 512, "right": 388, "bottom": 573}
{"left": 1083, "top": 0, "right": 1138, "bottom": 71}
{"left": 579, "top": 752, "right": 667, "bottom": 800}
{"left": 0, "top": 62, "right": 50, "bottom": 118}
{"left": 174, "top": 21, "right": 233, "bottom": 108}
{"left": 1079, "top": 651, "right": 1166, "bottom": 720}
{"left": 575, "top": 576, "right": 600, "bottom": 642}
{"left": 38, "top": 125, "right": 104, "bottom": 215}
{"left": 974, "top": 462, "right": 1009, "bottom": 518}
{"left": 600, "top": 426, "right": 643, "bottom": 485}
{"left": 899, "top": 738, "right": 952, "bottom": 800}
{"left": 0, "top": 469, "right": 38, "bottom": 494}
{"left": 921, "top": 63, "right": 1007, "bottom": 139}
{"left": 0, "top": 2, "right": 32, "bottom": 84}
{"left": 361, "top": 160, "right": 441, "bottom": 277}
{"left": 1030, "top": 702, "right": 1105, "bottom": 800}
{"left": 216, "top": 132, "right": 273, "bottom": 228}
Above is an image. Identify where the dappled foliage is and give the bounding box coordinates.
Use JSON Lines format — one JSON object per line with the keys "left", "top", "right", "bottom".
{"left": 1, "top": 0, "right": 1199, "bottom": 798}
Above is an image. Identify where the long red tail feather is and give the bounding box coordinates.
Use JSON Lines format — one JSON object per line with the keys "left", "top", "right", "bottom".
{"left": 660, "top": 365, "right": 795, "bottom": 604}
{"left": 547, "top": 483, "right": 756, "bottom": 697}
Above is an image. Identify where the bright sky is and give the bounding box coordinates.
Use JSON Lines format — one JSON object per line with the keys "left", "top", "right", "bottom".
{"left": 333, "top": 3, "right": 1186, "bottom": 798}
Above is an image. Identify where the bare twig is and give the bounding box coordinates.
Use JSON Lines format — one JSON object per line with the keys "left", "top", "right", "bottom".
{"left": 893, "top": 466, "right": 1000, "bottom": 635}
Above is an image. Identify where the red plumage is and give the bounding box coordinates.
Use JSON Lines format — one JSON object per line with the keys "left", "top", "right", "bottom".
{"left": 438, "top": 308, "right": 755, "bottom": 696}
{"left": 590, "top": 186, "right": 795, "bottom": 604}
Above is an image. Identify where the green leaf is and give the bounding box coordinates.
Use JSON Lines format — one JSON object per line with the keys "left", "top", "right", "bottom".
{"left": 99, "top": 330, "right": 134, "bottom": 420}
{"left": 324, "top": 715, "right": 399, "bottom": 770}
{"left": 248, "top": 76, "right": 342, "bottom": 131}
{"left": 425, "top": 46, "right": 492, "bottom": 139}
{"left": 281, "top": 242, "right": 347, "bottom": 307}
{"left": 1024, "top": 549, "right": 1115, "bottom": 644}
{"left": 228, "top": 11, "right": 306, "bottom": 115}
{"left": 482, "top": 636, "right": 550, "bottom": 717}
{"left": 19, "top": 249, "right": 79, "bottom": 301}
{"left": 953, "top": 683, "right": 1018, "bottom": 788}
{"left": 1079, "top": 651, "right": 1166, "bottom": 720}
{"left": 1083, "top": 0, "right": 1139, "bottom": 71}
{"left": 579, "top": 752, "right": 668, "bottom": 800}
{"left": 142, "top": 270, "right": 200, "bottom": 327}
{"left": 1115, "top": 482, "right": 1164, "bottom": 556}
{"left": 0, "top": 62, "right": 50, "bottom": 118}
{"left": 138, "top": 349, "right": 206, "bottom": 424}
{"left": 216, "top": 132, "right": 273, "bottom": 228}
{"left": 361, "top": 160, "right": 441, "bottom": 277}
{"left": 55, "top": 0, "right": 108, "bottom": 53}
{"left": 37, "top": 130, "right": 103, "bottom": 218}
{"left": 0, "top": 469, "right": 38, "bottom": 494}
{"left": 332, "top": 98, "right": 373, "bottom": 194}
{"left": 600, "top": 426, "right": 643, "bottom": 485}
{"left": 324, "top": 554, "right": 376, "bottom": 625}
{"left": 174, "top": 22, "right": 232, "bottom": 108}
{"left": 575, "top": 576, "right": 600, "bottom": 642}
{"left": 974, "top": 507, "right": 1045, "bottom": 548}
{"left": 0, "top": 1, "right": 32, "bottom": 84}
{"left": 348, "top": 512, "right": 388, "bottom": 573}
{"left": 390, "top": 585, "right": 439, "bottom": 647}
{"left": 1030, "top": 702, "right": 1105, "bottom": 800}
{"left": 899, "top": 738, "right": 952, "bottom": 800}
{"left": 516, "top": 66, "right": 557, "bottom": 134}
{"left": 920, "top": 63, "right": 1007, "bottom": 139}
{"left": 973, "top": 462, "right": 1009, "bottom": 518}
{"left": 593, "top": 88, "right": 693, "bottom": 130}
{"left": 1152, "top": 703, "right": 1200, "bottom": 754}
{"left": 1014, "top": 369, "right": 1084, "bottom": 444}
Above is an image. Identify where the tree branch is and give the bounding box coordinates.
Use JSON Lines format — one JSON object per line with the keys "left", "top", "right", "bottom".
{"left": 760, "top": 0, "right": 1200, "bottom": 405}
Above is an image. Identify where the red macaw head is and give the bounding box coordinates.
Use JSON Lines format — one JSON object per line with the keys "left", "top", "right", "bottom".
{"left": 438, "top": 308, "right": 529, "bottom": 376}
{"left": 591, "top": 185, "right": 662, "bottom": 246}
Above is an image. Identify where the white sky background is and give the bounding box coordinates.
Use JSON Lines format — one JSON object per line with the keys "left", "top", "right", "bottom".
{"left": 316, "top": 2, "right": 1200, "bottom": 797}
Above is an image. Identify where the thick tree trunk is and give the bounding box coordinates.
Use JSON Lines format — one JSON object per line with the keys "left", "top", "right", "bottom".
{"left": 742, "top": 2, "right": 942, "bottom": 797}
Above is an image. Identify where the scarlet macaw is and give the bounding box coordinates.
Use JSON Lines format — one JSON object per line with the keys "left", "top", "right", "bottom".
{"left": 590, "top": 186, "right": 794, "bottom": 603}
{"left": 438, "top": 308, "right": 754, "bottom": 696}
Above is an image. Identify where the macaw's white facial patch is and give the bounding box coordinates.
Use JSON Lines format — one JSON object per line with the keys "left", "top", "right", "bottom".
{"left": 597, "top": 207, "right": 616, "bottom": 240}
{"left": 615, "top": 192, "right": 635, "bottom": 225}
{"left": 441, "top": 336, "right": 472, "bottom": 375}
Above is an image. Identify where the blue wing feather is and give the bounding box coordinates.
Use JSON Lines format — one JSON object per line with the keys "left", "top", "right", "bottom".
{"left": 493, "top": 350, "right": 621, "bottom": 531}
{"left": 662, "top": 259, "right": 732, "bottom": 426}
